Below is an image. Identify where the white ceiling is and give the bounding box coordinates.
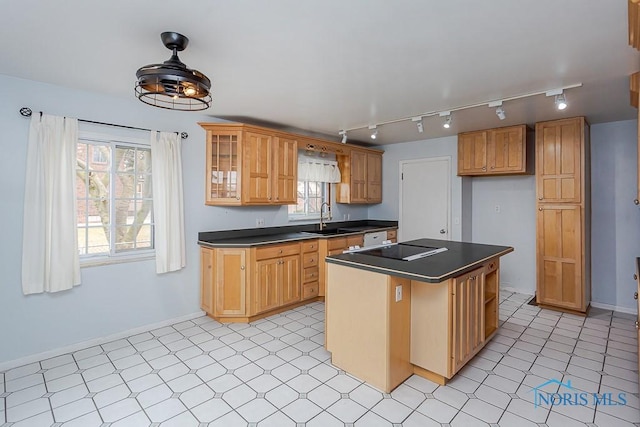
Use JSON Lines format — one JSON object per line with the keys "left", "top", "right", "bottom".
{"left": 2, "top": 0, "right": 639, "bottom": 145}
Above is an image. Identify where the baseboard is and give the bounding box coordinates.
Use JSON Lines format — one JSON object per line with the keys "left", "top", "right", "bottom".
{"left": 0, "top": 310, "right": 206, "bottom": 372}
{"left": 590, "top": 301, "right": 638, "bottom": 316}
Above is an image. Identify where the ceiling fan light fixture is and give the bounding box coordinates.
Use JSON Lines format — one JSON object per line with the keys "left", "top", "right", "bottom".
{"left": 135, "top": 32, "right": 212, "bottom": 111}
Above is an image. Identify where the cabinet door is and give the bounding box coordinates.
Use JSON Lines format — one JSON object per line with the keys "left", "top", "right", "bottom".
{"left": 215, "top": 249, "right": 247, "bottom": 316}
{"left": 281, "top": 255, "right": 301, "bottom": 305}
{"left": 200, "top": 248, "right": 215, "bottom": 315}
{"left": 366, "top": 153, "right": 382, "bottom": 203}
{"left": 536, "top": 205, "right": 583, "bottom": 310}
{"left": 350, "top": 150, "right": 368, "bottom": 203}
{"left": 244, "top": 132, "right": 272, "bottom": 204}
{"left": 535, "top": 118, "right": 582, "bottom": 203}
{"left": 273, "top": 136, "right": 298, "bottom": 204}
{"left": 254, "top": 258, "right": 280, "bottom": 314}
{"left": 489, "top": 126, "right": 525, "bottom": 173}
{"left": 206, "top": 131, "right": 242, "bottom": 204}
{"left": 458, "top": 131, "right": 488, "bottom": 175}
{"left": 451, "top": 268, "right": 485, "bottom": 375}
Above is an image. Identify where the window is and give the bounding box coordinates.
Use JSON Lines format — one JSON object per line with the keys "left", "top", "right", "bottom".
{"left": 76, "top": 134, "right": 154, "bottom": 259}
{"left": 288, "top": 181, "right": 329, "bottom": 219}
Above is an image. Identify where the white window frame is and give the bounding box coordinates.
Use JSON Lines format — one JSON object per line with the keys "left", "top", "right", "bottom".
{"left": 288, "top": 181, "right": 330, "bottom": 221}
{"left": 77, "top": 131, "right": 155, "bottom": 267}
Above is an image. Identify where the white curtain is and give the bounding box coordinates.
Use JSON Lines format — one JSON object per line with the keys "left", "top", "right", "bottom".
{"left": 298, "top": 153, "right": 341, "bottom": 183}
{"left": 22, "top": 115, "right": 81, "bottom": 295}
{"left": 151, "top": 131, "right": 186, "bottom": 274}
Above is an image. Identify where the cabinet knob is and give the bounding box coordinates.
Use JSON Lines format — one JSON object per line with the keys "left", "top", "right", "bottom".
{"left": 482, "top": 167, "right": 486, "bottom": 171}
{"left": 440, "top": 229, "right": 446, "bottom": 234}
{"left": 490, "top": 166, "right": 495, "bottom": 169}
{"left": 279, "top": 249, "right": 283, "bottom": 254}
{"left": 538, "top": 207, "right": 543, "bottom": 211}
{"left": 236, "top": 196, "right": 240, "bottom": 200}
{"left": 240, "top": 265, "right": 245, "bottom": 270}
{"left": 538, "top": 197, "right": 543, "bottom": 201}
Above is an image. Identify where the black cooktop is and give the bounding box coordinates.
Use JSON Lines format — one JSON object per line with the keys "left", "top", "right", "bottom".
{"left": 358, "top": 243, "right": 445, "bottom": 261}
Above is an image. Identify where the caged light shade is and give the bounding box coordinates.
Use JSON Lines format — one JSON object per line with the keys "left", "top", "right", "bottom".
{"left": 135, "top": 32, "right": 212, "bottom": 111}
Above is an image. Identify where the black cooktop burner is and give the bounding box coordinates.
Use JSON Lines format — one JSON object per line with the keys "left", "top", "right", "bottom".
{"left": 358, "top": 244, "right": 445, "bottom": 261}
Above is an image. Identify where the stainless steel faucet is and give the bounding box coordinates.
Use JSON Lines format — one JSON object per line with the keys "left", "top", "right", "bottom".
{"left": 320, "top": 202, "right": 331, "bottom": 230}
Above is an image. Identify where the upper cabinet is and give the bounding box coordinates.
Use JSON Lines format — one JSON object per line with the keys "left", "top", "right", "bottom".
{"left": 535, "top": 118, "right": 586, "bottom": 204}
{"left": 457, "top": 125, "right": 533, "bottom": 176}
{"left": 336, "top": 148, "right": 383, "bottom": 204}
{"left": 200, "top": 122, "right": 384, "bottom": 206}
{"left": 200, "top": 123, "right": 297, "bottom": 206}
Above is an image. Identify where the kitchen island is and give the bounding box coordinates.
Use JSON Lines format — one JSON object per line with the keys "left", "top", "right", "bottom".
{"left": 325, "top": 238, "right": 513, "bottom": 392}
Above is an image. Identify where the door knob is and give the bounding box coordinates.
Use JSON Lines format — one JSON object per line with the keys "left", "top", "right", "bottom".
{"left": 634, "top": 274, "right": 638, "bottom": 281}
{"left": 440, "top": 229, "right": 446, "bottom": 234}
{"left": 634, "top": 292, "right": 638, "bottom": 300}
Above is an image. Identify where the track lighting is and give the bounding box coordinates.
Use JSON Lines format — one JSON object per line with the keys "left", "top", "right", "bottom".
{"left": 339, "top": 84, "right": 581, "bottom": 139}
{"left": 439, "top": 112, "right": 452, "bottom": 129}
{"left": 369, "top": 125, "right": 378, "bottom": 139}
{"left": 555, "top": 93, "right": 567, "bottom": 110}
{"left": 339, "top": 130, "right": 347, "bottom": 144}
{"left": 412, "top": 117, "right": 424, "bottom": 133}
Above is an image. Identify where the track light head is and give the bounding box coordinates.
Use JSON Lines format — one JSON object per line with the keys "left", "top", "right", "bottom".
{"left": 338, "top": 130, "right": 347, "bottom": 144}
{"left": 555, "top": 93, "right": 567, "bottom": 110}
{"left": 438, "top": 112, "right": 452, "bottom": 129}
{"left": 368, "top": 125, "right": 378, "bottom": 140}
{"left": 496, "top": 106, "right": 506, "bottom": 120}
{"left": 412, "top": 116, "right": 424, "bottom": 133}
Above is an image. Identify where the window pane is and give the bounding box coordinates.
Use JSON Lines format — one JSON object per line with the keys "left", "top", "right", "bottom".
{"left": 86, "top": 226, "right": 109, "bottom": 254}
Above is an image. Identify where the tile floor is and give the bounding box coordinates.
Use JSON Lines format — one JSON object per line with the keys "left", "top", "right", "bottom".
{"left": 0, "top": 291, "right": 638, "bottom": 426}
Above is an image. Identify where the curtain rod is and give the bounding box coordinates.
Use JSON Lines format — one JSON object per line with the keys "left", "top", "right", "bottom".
{"left": 19, "top": 107, "right": 188, "bottom": 139}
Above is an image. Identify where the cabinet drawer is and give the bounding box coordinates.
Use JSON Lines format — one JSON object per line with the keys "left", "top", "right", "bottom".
{"left": 387, "top": 229, "right": 397, "bottom": 240}
{"left": 328, "top": 237, "right": 347, "bottom": 250}
{"left": 347, "top": 235, "right": 364, "bottom": 248}
{"left": 256, "top": 242, "right": 300, "bottom": 260}
{"left": 302, "top": 282, "right": 319, "bottom": 299}
{"left": 302, "top": 240, "right": 319, "bottom": 253}
{"left": 303, "top": 252, "right": 319, "bottom": 268}
{"left": 303, "top": 266, "right": 319, "bottom": 283}
{"left": 485, "top": 259, "right": 499, "bottom": 274}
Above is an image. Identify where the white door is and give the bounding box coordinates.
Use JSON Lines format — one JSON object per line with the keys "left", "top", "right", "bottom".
{"left": 399, "top": 157, "right": 451, "bottom": 242}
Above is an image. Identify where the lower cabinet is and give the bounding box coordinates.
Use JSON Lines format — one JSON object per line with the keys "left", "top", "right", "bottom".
{"left": 451, "top": 267, "right": 485, "bottom": 374}
{"left": 200, "top": 240, "right": 318, "bottom": 321}
{"left": 411, "top": 258, "right": 500, "bottom": 382}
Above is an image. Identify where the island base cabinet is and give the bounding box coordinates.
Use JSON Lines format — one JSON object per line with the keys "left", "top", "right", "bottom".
{"left": 326, "top": 264, "right": 412, "bottom": 393}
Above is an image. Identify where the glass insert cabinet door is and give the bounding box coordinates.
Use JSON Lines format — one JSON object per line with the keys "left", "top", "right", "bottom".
{"left": 206, "top": 131, "right": 241, "bottom": 204}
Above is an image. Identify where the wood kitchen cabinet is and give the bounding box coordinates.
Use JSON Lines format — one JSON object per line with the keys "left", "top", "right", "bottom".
{"left": 200, "top": 123, "right": 297, "bottom": 206}
{"left": 200, "top": 240, "right": 319, "bottom": 322}
{"left": 411, "top": 259, "right": 500, "bottom": 383}
{"left": 451, "top": 267, "right": 485, "bottom": 374}
{"left": 535, "top": 117, "right": 590, "bottom": 314}
{"left": 336, "top": 148, "right": 383, "bottom": 204}
{"left": 457, "top": 125, "right": 533, "bottom": 176}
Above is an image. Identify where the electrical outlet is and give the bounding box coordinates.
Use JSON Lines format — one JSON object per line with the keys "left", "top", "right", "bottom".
{"left": 494, "top": 205, "right": 501, "bottom": 213}
{"left": 395, "top": 285, "right": 402, "bottom": 302}
{"left": 256, "top": 218, "right": 265, "bottom": 227}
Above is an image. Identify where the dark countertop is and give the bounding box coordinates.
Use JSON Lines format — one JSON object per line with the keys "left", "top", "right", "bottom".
{"left": 198, "top": 220, "right": 398, "bottom": 248}
{"left": 326, "top": 238, "right": 513, "bottom": 283}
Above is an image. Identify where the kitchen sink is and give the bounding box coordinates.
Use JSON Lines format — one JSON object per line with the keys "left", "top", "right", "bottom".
{"left": 305, "top": 228, "right": 347, "bottom": 235}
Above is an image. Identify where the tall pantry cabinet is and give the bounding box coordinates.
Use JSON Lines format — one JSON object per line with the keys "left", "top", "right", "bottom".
{"left": 535, "top": 117, "right": 591, "bottom": 313}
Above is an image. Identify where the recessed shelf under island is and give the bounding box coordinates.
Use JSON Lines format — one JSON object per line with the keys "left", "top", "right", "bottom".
{"left": 325, "top": 239, "right": 513, "bottom": 392}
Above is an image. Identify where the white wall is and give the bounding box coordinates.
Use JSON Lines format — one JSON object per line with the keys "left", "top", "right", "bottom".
{"left": 591, "top": 120, "right": 640, "bottom": 311}
{"left": 368, "top": 119, "right": 640, "bottom": 311}
{"left": 367, "top": 135, "right": 466, "bottom": 241}
{"left": 0, "top": 74, "right": 368, "bottom": 365}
